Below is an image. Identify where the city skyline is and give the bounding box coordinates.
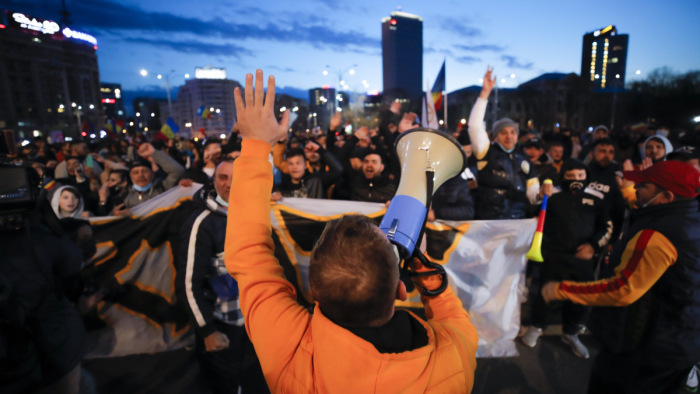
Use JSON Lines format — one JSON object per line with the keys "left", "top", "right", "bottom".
{"left": 5, "top": 0, "right": 700, "bottom": 101}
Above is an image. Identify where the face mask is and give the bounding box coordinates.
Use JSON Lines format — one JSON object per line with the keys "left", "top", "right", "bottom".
{"left": 497, "top": 142, "right": 516, "bottom": 154}
{"left": 133, "top": 182, "right": 152, "bottom": 192}
{"left": 639, "top": 191, "right": 663, "bottom": 209}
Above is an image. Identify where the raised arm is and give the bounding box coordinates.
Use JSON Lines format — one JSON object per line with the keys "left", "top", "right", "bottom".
{"left": 468, "top": 67, "right": 496, "bottom": 160}
{"left": 225, "top": 70, "right": 310, "bottom": 391}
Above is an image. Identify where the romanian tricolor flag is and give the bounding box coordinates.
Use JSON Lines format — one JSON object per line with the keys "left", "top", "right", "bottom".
{"left": 431, "top": 60, "right": 446, "bottom": 113}
{"left": 115, "top": 119, "right": 126, "bottom": 134}
{"left": 158, "top": 117, "right": 180, "bottom": 140}
{"left": 197, "top": 105, "right": 212, "bottom": 119}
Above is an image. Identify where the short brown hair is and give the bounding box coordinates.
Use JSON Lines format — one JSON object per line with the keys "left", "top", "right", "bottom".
{"left": 309, "top": 215, "right": 398, "bottom": 327}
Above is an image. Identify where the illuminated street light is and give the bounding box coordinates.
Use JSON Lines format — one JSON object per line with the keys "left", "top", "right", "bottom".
{"left": 140, "top": 68, "right": 178, "bottom": 115}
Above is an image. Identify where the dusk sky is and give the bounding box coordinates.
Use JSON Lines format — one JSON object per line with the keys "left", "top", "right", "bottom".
{"left": 6, "top": 0, "right": 700, "bottom": 101}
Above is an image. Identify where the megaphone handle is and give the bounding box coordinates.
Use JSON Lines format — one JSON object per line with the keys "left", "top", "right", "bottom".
{"left": 413, "top": 169, "right": 435, "bottom": 251}
{"left": 406, "top": 250, "right": 448, "bottom": 297}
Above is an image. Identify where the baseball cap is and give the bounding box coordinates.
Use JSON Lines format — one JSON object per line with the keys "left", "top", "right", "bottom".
{"left": 523, "top": 138, "right": 544, "bottom": 149}
{"left": 623, "top": 161, "right": 700, "bottom": 198}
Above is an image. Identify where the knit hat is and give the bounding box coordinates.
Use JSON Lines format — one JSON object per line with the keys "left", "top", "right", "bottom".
{"left": 623, "top": 161, "right": 700, "bottom": 198}
{"left": 491, "top": 118, "right": 519, "bottom": 137}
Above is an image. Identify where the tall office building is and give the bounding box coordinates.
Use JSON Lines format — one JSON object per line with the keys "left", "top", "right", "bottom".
{"left": 0, "top": 9, "right": 102, "bottom": 139}
{"left": 100, "top": 82, "right": 126, "bottom": 119}
{"left": 581, "top": 25, "right": 629, "bottom": 89}
{"left": 381, "top": 11, "right": 423, "bottom": 110}
{"left": 173, "top": 67, "right": 240, "bottom": 138}
{"left": 308, "top": 87, "right": 336, "bottom": 131}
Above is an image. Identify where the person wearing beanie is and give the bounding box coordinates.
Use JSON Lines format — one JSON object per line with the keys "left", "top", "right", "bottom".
{"left": 467, "top": 67, "right": 540, "bottom": 219}
{"left": 543, "top": 160, "right": 700, "bottom": 393}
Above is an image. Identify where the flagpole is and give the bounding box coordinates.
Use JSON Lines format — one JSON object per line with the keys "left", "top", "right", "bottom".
{"left": 444, "top": 92, "right": 448, "bottom": 131}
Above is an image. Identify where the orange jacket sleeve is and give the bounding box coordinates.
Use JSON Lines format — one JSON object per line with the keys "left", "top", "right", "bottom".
{"left": 555, "top": 229, "right": 677, "bottom": 306}
{"left": 271, "top": 141, "right": 289, "bottom": 174}
{"left": 225, "top": 139, "right": 310, "bottom": 390}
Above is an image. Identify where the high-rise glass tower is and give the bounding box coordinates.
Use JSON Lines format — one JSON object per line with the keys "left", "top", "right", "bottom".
{"left": 581, "top": 25, "right": 629, "bottom": 89}
{"left": 381, "top": 11, "right": 423, "bottom": 107}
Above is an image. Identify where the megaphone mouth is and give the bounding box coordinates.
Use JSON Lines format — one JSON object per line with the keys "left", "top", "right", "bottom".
{"left": 394, "top": 127, "right": 469, "bottom": 175}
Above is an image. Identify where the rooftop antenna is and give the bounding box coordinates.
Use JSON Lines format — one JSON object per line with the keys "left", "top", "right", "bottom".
{"left": 60, "top": 0, "right": 71, "bottom": 26}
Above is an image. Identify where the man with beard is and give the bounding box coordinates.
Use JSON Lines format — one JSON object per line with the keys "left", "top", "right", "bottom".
{"left": 349, "top": 151, "right": 396, "bottom": 203}
{"left": 587, "top": 138, "right": 626, "bottom": 242}
{"left": 543, "top": 160, "right": 700, "bottom": 393}
{"left": 119, "top": 142, "right": 185, "bottom": 212}
{"left": 547, "top": 140, "right": 566, "bottom": 176}
{"left": 520, "top": 160, "right": 613, "bottom": 358}
{"left": 96, "top": 169, "right": 129, "bottom": 216}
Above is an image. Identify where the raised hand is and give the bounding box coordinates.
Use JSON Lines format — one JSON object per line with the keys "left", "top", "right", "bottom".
{"left": 398, "top": 112, "right": 418, "bottom": 133}
{"left": 329, "top": 111, "right": 342, "bottom": 131}
{"left": 137, "top": 143, "right": 155, "bottom": 158}
{"left": 233, "top": 69, "right": 289, "bottom": 146}
{"left": 480, "top": 66, "right": 496, "bottom": 99}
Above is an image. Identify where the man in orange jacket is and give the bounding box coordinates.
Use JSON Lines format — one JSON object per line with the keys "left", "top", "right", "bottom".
{"left": 225, "top": 69, "right": 479, "bottom": 393}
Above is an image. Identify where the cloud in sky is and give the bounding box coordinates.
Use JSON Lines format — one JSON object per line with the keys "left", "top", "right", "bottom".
{"left": 455, "top": 44, "right": 506, "bottom": 53}
{"left": 456, "top": 56, "right": 482, "bottom": 65}
{"left": 436, "top": 17, "right": 482, "bottom": 38}
{"left": 124, "top": 37, "right": 254, "bottom": 57}
{"left": 6, "top": 0, "right": 379, "bottom": 50}
{"left": 501, "top": 55, "right": 533, "bottom": 69}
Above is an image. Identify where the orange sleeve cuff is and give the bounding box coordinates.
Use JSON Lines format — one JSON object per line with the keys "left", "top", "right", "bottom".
{"left": 241, "top": 139, "right": 273, "bottom": 159}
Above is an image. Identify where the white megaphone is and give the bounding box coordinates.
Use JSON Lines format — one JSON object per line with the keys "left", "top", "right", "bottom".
{"left": 380, "top": 128, "right": 468, "bottom": 260}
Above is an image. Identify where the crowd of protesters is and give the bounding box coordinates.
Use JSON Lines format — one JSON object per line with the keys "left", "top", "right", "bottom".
{"left": 3, "top": 65, "right": 700, "bottom": 392}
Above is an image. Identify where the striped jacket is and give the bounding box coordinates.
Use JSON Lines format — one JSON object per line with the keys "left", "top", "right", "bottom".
{"left": 177, "top": 188, "right": 243, "bottom": 338}
{"left": 554, "top": 199, "right": 700, "bottom": 359}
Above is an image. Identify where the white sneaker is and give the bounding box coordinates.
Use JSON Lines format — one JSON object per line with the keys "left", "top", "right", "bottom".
{"left": 562, "top": 334, "right": 590, "bottom": 359}
{"left": 521, "top": 326, "right": 542, "bottom": 348}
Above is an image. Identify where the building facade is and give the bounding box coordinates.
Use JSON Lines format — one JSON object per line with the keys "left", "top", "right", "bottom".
{"left": 173, "top": 69, "right": 240, "bottom": 138}
{"left": 581, "top": 25, "right": 629, "bottom": 89}
{"left": 308, "top": 87, "right": 336, "bottom": 131}
{"left": 381, "top": 11, "right": 423, "bottom": 113}
{"left": 0, "top": 9, "right": 102, "bottom": 140}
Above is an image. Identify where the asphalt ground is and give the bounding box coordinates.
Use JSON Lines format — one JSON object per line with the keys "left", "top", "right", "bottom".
{"left": 82, "top": 323, "right": 598, "bottom": 394}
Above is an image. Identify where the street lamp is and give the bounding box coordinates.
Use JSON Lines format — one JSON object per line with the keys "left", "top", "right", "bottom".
{"left": 140, "top": 68, "right": 180, "bottom": 116}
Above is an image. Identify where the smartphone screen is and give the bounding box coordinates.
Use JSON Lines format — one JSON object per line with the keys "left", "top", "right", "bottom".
{"left": 86, "top": 154, "right": 94, "bottom": 168}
